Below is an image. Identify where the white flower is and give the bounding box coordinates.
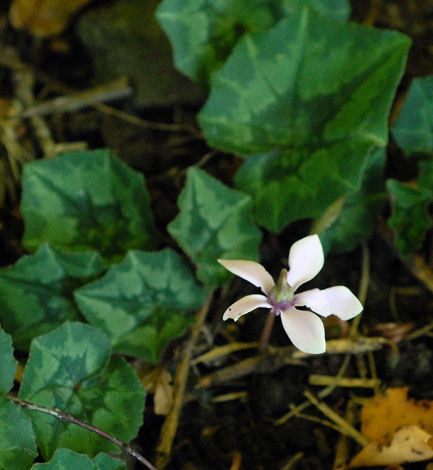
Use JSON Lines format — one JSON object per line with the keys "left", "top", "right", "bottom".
{"left": 218, "top": 234, "right": 363, "bottom": 354}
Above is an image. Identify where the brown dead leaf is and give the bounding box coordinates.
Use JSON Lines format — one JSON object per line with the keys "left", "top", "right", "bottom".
{"left": 140, "top": 365, "right": 173, "bottom": 416}
{"left": 361, "top": 387, "right": 433, "bottom": 446}
{"left": 10, "top": 0, "right": 91, "bottom": 36}
{"left": 349, "top": 425, "right": 433, "bottom": 467}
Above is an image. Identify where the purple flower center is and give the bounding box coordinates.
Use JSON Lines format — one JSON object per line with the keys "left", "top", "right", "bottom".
{"left": 268, "top": 294, "right": 294, "bottom": 316}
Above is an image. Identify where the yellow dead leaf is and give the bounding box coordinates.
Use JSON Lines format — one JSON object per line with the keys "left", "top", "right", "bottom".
{"left": 361, "top": 387, "right": 433, "bottom": 446}
{"left": 140, "top": 364, "right": 173, "bottom": 416}
{"left": 9, "top": 0, "right": 91, "bottom": 36}
{"left": 349, "top": 425, "right": 433, "bottom": 467}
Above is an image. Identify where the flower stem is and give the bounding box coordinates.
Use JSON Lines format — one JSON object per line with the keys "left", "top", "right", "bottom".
{"left": 259, "top": 311, "right": 276, "bottom": 352}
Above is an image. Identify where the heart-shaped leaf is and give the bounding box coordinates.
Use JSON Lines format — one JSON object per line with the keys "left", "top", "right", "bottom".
{"left": 387, "top": 179, "right": 432, "bottom": 257}
{"left": 198, "top": 7, "right": 410, "bottom": 232}
{"left": 167, "top": 167, "right": 261, "bottom": 286}
{"left": 21, "top": 149, "right": 158, "bottom": 259}
{"left": 75, "top": 249, "right": 205, "bottom": 361}
{"left": 317, "top": 148, "right": 387, "bottom": 252}
{"left": 0, "top": 243, "right": 105, "bottom": 350}
{"left": 392, "top": 76, "right": 433, "bottom": 157}
{"left": 156, "top": 0, "right": 349, "bottom": 85}
{"left": 0, "top": 327, "right": 17, "bottom": 393}
{"left": 31, "top": 448, "right": 126, "bottom": 470}
{"left": 0, "top": 397, "right": 38, "bottom": 470}
{"left": 19, "top": 322, "right": 145, "bottom": 459}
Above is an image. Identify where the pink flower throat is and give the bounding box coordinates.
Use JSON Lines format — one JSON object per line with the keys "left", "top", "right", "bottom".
{"left": 268, "top": 294, "right": 294, "bottom": 316}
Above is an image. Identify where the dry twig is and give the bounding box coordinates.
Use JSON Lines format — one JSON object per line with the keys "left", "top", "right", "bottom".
{"left": 309, "top": 375, "right": 380, "bottom": 389}
{"left": 8, "top": 396, "right": 155, "bottom": 470}
{"left": 156, "top": 292, "right": 214, "bottom": 469}
{"left": 303, "top": 391, "right": 368, "bottom": 447}
{"left": 199, "top": 337, "right": 386, "bottom": 389}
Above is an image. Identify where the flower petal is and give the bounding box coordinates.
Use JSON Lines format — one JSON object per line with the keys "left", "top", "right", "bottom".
{"left": 218, "top": 259, "right": 274, "bottom": 294}
{"left": 280, "top": 308, "right": 326, "bottom": 354}
{"left": 294, "top": 286, "right": 363, "bottom": 320}
{"left": 286, "top": 234, "right": 324, "bottom": 291}
{"left": 222, "top": 294, "right": 271, "bottom": 321}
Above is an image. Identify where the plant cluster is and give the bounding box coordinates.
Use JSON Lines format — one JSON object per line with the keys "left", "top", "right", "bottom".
{"left": 1, "top": 0, "right": 432, "bottom": 468}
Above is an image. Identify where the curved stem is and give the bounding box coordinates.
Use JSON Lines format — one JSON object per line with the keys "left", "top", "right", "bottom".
{"left": 8, "top": 395, "right": 156, "bottom": 470}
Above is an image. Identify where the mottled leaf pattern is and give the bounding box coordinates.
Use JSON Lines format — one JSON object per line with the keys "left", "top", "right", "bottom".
{"left": 75, "top": 249, "right": 205, "bottom": 361}
{"left": 0, "top": 396, "right": 38, "bottom": 470}
{"left": 0, "top": 327, "right": 17, "bottom": 393}
{"left": 21, "top": 149, "right": 158, "bottom": 259}
{"left": 19, "top": 322, "right": 145, "bottom": 459}
{"left": 31, "top": 448, "right": 126, "bottom": 470}
{"left": 0, "top": 243, "right": 105, "bottom": 350}
{"left": 197, "top": 7, "right": 410, "bottom": 231}
{"left": 156, "top": 0, "right": 349, "bottom": 85}
{"left": 387, "top": 179, "right": 432, "bottom": 257}
{"left": 318, "top": 148, "right": 387, "bottom": 252}
{"left": 392, "top": 76, "right": 433, "bottom": 156}
{"left": 168, "top": 167, "right": 261, "bottom": 286}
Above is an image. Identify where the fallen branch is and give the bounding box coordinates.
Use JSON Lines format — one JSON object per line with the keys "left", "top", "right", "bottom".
{"left": 8, "top": 395, "right": 155, "bottom": 470}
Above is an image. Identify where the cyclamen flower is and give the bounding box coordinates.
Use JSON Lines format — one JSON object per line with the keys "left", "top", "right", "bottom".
{"left": 218, "top": 234, "right": 363, "bottom": 354}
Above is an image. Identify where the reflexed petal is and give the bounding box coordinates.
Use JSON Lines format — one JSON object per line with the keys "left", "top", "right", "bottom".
{"left": 286, "top": 234, "right": 324, "bottom": 291}
{"left": 280, "top": 308, "right": 326, "bottom": 354}
{"left": 222, "top": 294, "right": 271, "bottom": 321}
{"left": 294, "top": 286, "right": 363, "bottom": 320}
{"left": 218, "top": 259, "right": 275, "bottom": 294}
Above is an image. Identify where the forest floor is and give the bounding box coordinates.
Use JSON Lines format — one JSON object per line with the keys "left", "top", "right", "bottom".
{"left": 2, "top": 1, "right": 433, "bottom": 469}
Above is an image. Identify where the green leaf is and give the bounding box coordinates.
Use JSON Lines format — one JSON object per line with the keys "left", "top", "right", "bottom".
{"left": 167, "top": 167, "right": 261, "bottom": 286}
{"left": 392, "top": 76, "right": 433, "bottom": 156}
{"left": 94, "top": 453, "right": 126, "bottom": 470}
{"left": 75, "top": 248, "right": 205, "bottom": 361}
{"left": 156, "top": 0, "right": 349, "bottom": 86}
{"left": 0, "top": 243, "right": 105, "bottom": 350}
{"left": 418, "top": 159, "right": 433, "bottom": 190}
{"left": 19, "top": 322, "right": 145, "bottom": 459}
{"left": 0, "top": 396, "right": 38, "bottom": 470}
{"left": 387, "top": 179, "right": 432, "bottom": 257}
{"left": 21, "top": 149, "right": 158, "bottom": 260}
{"left": 31, "top": 448, "right": 126, "bottom": 470}
{"left": 0, "top": 327, "right": 17, "bottom": 393}
{"left": 198, "top": 7, "right": 410, "bottom": 232}
{"left": 31, "top": 449, "right": 92, "bottom": 470}
{"left": 317, "top": 148, "right": 387, "bottom": 252}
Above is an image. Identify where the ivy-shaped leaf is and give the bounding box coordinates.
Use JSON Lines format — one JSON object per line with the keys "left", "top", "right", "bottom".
{"left": 31, "top": 448, "right": 126, "bottom": 470}
{"left": 387, "top": 179, "right": 432, "bottom": 257}
{"left": 156, "top": 0, "right": 349, "bottom": 86}
{"left": 21, "top": 149, "right": 158, "bottom": 260}
{"left": 317, "top": 148, "right": 387, "bottom": 252}
{"left": 392, "top": 75, "right": 433, "bottom": 157}
{"left": 75, "top": 249, "right": 205, "bottom": 361}
{"left": 0, "top": 327, "right": 17, "bottom": 394}
{"left": 167, "top": 167, "right": 261, "bottom": 286}
{"left": 0, "top": 396, "right": 38, "bottom": 470}
{"left": 19, "top": 322, "right": 145, "bottom": 459}
{"left": 198, "top": 7, "right": 410, "bottom": 232}
{"left": 0, "top": 243, "right": 105, "bottom": 350}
